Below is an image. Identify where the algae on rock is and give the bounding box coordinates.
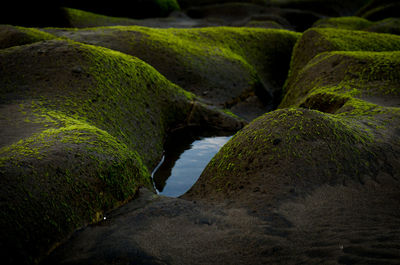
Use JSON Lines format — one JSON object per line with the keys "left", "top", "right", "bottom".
{"left": 43, "top": 26, "right": 300, "bottom": 119}
{"left": 0, "top": 39, "right": 243, "bottom": 265}
{"left": 184, "top": 24, "right": 400, "bottom": 211}
{"left": 313, "top": 16, "right": 400, "bottom": 35}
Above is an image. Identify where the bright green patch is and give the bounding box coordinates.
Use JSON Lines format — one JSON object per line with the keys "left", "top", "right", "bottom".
{"left": 64, "top": 8, "right": 138, "bottom": 27}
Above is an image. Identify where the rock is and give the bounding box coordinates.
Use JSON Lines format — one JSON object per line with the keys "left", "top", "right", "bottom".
{"left": 0, "top": 39, "right": 243, "bottom": 264}
{"left": 0, "top": 25, "right": 56, "bottom": 49}
{"left": 43, "top": 26, "right": 300, "bottom": 121}
{"left": 313, "top": 16, "right": 400, "bottom": 35}
{"left": 180, "top": 26, "right": 400, "bottom": 264}
{"left": 313, "top": 16, "right": 374, "bottom": 31}
{"left": 1, "top": 1, "right": 400, "bottom": 264}
{"left": 282, "top": 51, "right": 400, "bottom": 108}
{"left": 285, "top": 28, "right": 400, "bottom": 92}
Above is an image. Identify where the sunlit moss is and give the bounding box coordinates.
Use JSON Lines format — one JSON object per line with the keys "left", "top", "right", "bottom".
{"left": 64, "top": 8, "right": 137, "bottom": 27}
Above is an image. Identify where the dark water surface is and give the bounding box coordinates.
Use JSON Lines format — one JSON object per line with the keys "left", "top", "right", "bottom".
{"left": 152, "top": 128, "right": 232, "bottom": 197}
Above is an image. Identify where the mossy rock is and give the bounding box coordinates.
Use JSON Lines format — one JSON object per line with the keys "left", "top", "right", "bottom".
{"left": 43, "top": 26, "right": 300, "bottom": 119}
{"left": 63, "top": 8, "right": 139, "bottom": 28}
{"left": 312, "top": 16, "right": 374, "bottom": 31}
{"left": 282, "top": 51, "right": 400, "bottom": 108}
{"left": 0, "top": 25, "right": 56, "bottom": 49}
{"left": 313, "top": 16, "right": 400, "bottom": 35}
{"left": 184, "top": 50, "right": 400, "bottom": 207}
{"left": 183, "top": 107, "right": 400, "bottom": 204}
{"left": 0, "top": 39, "right": 243, "bottom": 264}
{"left": 62, "top": 7, "right": 218, "bottom": 29}
{"left": 286, "top": 28, "right": 400, "bottom": 91}
{"left": 62, "top": 0, "right": 180, "bottom": 19}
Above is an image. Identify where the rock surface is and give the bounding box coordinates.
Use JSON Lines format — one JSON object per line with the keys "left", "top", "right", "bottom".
{"left": 1, "top": 0, "right": 400, "bottom": 264}
{"left": 313, "top": 16, "right": 400, "bottom": 35}
{"left": 0, "top": 39, "right": 243, "bottom": 264}
{"left": 44, "top": 26, "right": 299, "bottom": 120}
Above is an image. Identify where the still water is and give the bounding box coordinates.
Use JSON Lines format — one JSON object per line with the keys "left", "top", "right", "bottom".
{"left": 152, "top": 129, "right": 232, "bottom": 197}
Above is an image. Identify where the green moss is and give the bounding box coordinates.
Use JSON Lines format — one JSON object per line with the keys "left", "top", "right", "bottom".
{"left": 44, "top": 26, "right": 300, "bottom": 108}
{"left": 64, "top": 8, "right": 138, "bottom": 27}
{"left": 0, "top": 38, "right": 202, "bottom": 264}
{"left": 200, "top": 107, "right": 379, "bottom": 197}
{"left": 282, "top": 51, "right": 400, "bottom": 108}
{"left": 284, "top": 28, "right": 400, "bottom": 102}
{"left": 313, "top": 16, "right": 400, "bottom": 35}
{"left": 0, "top": 25, "right": 56, "bottom": 49}
{"left": 313, "top": 16, "right": 373, "bottom": 30}
{"left": 190, "top": 43, "right": 400, "bottom": 201}
{"left": 306, "top": 27, "right": 400, "bottom": 53}
{"left": 15, "top": 27, "right": 55, "bottom": 41}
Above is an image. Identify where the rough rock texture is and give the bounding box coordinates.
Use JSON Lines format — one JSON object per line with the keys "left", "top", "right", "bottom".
{"left": 0, "top": 39, "right": 243, "bottom": 265}
{"left": 43, "top": 26, "right": 300, "bottom": 120}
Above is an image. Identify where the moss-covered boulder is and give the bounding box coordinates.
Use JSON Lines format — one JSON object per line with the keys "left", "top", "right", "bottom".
{"left": 0, "top": 38, "right": 243, "bottom": 264}
{"left": 62, "top": 8, "right": 139, "bottom": 28}
{"left": 184, "top": 107, "right": 399, "bottom": 204}
{"left": 43, "top": 26, "right": 300, "bottom": 120}
{"left": 0, "top": 25, "right": 56, "bottom": 49}
{"left": 286, "top": 28, "right": 400, "bottom": 90}
{"left": 313, "top": 16, "right": 400, "bottom": 35}
{"left": 62, "top": 0, "right": 180, "bottom": 19}
{"left": 183, "top": 51, "right": 400, "bottom": 242}
{"left": 282, "top": 51, "right": 400, "bottom": 108}
{"left": 313, "top": 16, "right": 374, "bottom": 31}
{"left": 62, "top": 7, "right": 219, "bottom": 29}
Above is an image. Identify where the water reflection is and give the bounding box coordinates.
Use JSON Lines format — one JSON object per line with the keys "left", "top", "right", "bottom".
{"left": 152, "top": 127, "right": 232, "bottom": 197}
